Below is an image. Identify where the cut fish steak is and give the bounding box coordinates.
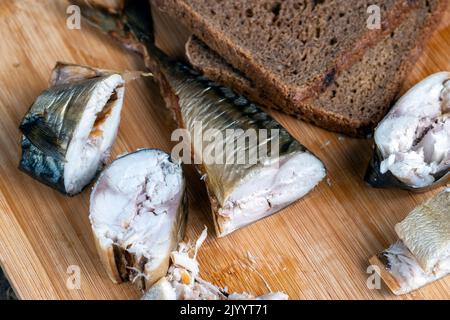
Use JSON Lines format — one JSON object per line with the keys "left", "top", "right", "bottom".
{"left": 366, "top": 72, "right": 450, "bottom": 190}
{"left": 164, "top": 64, "right": 326, "bottom": 237}
{"left": 369, "top": 189, "right": 450, "bottom": 295}
{"left": 142, "top": 228, "right": 288, "bottom": 300}
{"left": 74, "top": 0, "right": 326, "bottom": 237}
{"left": 90, "top": 149, "right": 187, "bottom": 290}
{"left": 19, "top": 62, "right": 125, "bottom": 195}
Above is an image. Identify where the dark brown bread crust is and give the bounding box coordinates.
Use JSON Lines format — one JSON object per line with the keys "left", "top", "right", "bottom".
{"left": 185, "top": 0, "right": 446, "bottom": 136}
{"left": 186, "top": 37, "right": 280, "bottom": 111}
{"left": 300, "top": 0, "right": 446, "bottom": 136}
{"left": 153, "top": 0, "right": 423, "bottom": 133}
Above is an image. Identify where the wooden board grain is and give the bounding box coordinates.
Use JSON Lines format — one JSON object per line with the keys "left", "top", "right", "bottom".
{"left": 0, "top": 0, "right": 449, "bottom": 300}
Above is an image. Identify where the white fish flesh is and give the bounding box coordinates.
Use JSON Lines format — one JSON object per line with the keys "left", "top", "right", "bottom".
{"left": 89, "top": 149, "right": 187, "bottom": 290}
{"left": 366, "top": 72, "right": 450, "bottom": 191}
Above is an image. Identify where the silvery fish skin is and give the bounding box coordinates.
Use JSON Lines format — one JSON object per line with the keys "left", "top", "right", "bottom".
{"left": 158, "top": 64, "right": 326, "bottom": 237}
{"left": 90, "top": 149, "right": 188, "bottom": 291}
{"left": 78, "top": 0, "right": 326, "bottom": 236}
{"left": 365, "top": 72, "right": 450, "bottom": 192}
{"left": 19, "top": 62, "right": 125, "bottom": 195}
{"left": 49, "top": 62, "right": 114, "bottom": 86}
{"left": 369, "top": 189, "right": 450, "bottom": 295}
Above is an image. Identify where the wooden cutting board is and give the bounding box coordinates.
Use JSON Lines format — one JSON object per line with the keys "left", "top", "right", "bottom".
{"left": 0, "top": 0, "right": 448, "bottom": 300}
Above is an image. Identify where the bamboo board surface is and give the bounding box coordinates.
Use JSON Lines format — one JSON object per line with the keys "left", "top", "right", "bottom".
{"left": 0, "top": 0, "right": 449, "bottom": 300}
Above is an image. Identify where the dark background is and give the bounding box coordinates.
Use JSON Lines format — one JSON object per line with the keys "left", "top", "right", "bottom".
{"left": 0, "top": 268, "right": 16, "bottom": 300}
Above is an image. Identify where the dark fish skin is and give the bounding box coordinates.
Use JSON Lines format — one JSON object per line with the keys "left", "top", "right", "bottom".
{"left": 19, "top": 63, "right": 121, "bottom": 195}
{"left": 87, "top": 0, "right": 125, "bottom": 14}
{"left": 20, "top": 135, "right": 66, "bottom": 193}
{"left": 77, "top": 0, "right": 326, "bottom": 236}
{"left": 364, "top": 148, "right": 417, "bottom": 190}
{"left": 365, "top": 148, "right": 450, "bottom": 192}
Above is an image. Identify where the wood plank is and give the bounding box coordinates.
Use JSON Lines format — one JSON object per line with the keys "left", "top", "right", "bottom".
{"left": 0, "top": 0, "right": 448, "bottom": 299}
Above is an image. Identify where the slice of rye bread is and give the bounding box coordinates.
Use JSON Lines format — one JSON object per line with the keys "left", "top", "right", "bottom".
{"left": 185, "top": 0, "right": 446, "bottom": 136}
{"left": 152, "top": 0, "right": 424, "bottom": 130}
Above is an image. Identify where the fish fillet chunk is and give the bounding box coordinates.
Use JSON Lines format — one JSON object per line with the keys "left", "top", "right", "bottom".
{"left": 366, "top": 72, "right": 450, "bottom": 190}
{"left": 90, "top": 149, "right": 187, "bottom": 290}
{"left": 369, "top": 189, "right": 450, "bottom": 295}
{"left": 19, "top": 62, "right": 125, "bottom": 195}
